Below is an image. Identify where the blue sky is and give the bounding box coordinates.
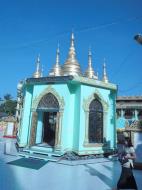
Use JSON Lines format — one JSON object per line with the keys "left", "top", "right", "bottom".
{"left": 0, "top": 0, "right": 142, "bottom": 98}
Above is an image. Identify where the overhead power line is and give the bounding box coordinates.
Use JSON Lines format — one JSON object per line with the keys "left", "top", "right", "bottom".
{"left": 0, "top": 15, "right": 142, "bottom": 50}
{"left": 119, "top": 82, "right": 142, "bottom": 93}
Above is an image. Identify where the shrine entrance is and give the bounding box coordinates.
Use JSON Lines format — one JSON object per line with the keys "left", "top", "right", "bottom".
{"left": 43, "top": 112, "right": 57, "bottom": 147}
{"left": 29, "top": 87, "right": 65, "bottom": 149}
{"left": 37, "top": 92, "right": 60, "bottom": 147}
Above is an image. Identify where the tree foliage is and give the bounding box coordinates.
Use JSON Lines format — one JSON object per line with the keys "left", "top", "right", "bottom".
{"left": 0, "top": 94, "right": 17, "bottom": 116}
{"left": 4, "top": 93, "right": 13, "bottom": 101}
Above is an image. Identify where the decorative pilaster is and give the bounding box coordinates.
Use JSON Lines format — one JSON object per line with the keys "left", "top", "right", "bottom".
{"left": 121, "top": 109, "right": 124, "bottom": 117}
{"left": 55, "top": 112, "right": 60, "bottom": 148}
{"left": 55, "top": 110, "right": 63, "bottom": 150}
{"left": 29, "top": 112, "right": 38, "bottom": 146}
{"left": 84, "top": 111, "right": 89, "bottom": 144}
{"left": 134, "top": 109, "right": 138, "bottom": 120}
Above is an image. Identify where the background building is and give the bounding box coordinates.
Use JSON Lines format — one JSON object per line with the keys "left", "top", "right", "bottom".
{"left": 116, "top": 96, "right": 142, "bottom": 162}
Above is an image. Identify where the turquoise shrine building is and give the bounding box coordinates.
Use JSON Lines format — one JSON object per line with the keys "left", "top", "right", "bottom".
{"left": 16, "top": 33, "right": 117, "bottom": 156}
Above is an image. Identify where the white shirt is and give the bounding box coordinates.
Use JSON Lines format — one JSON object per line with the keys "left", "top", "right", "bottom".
{"left": 122, "top": 146, "right": 135, "bottom": 168}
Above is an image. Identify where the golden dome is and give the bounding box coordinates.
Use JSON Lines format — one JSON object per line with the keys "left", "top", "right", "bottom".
{"left": 63, "top": 33, "right": 82, "bottom": 76}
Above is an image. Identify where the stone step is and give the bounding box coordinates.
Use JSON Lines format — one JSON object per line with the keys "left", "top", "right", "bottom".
{"left": 19, "top": 152, "right": 61, "bottom": 162}
{"left": 21, "top": 147, "right": 64, "bottom": 157}
{"left": 30, "top": 146, "right": 53, "bottom": 153}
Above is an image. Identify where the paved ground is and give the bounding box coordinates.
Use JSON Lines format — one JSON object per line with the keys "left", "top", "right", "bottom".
{"left": 0, "top": 137, "right": 142, "bottom": 190}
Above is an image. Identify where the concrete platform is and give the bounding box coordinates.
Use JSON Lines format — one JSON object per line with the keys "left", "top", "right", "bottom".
{"left": 0, "top": 136, "right": 142, "bottom": 190}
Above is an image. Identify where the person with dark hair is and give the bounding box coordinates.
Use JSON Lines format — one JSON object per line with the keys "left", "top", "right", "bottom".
{"left": 116, "top": 138, "right": 138, "bottom": 190}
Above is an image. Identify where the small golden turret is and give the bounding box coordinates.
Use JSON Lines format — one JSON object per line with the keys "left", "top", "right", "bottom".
{"left": 102, "top": 58, "right": 109, "bottom": 83}
{"left": 49, "top": 45, "right": 62, "bottom": 76}
{"left": 84, "top": 49, "right": 98, "bottom": 79}
{"left": 33, "top": 55, "right": 42, "bottom": 78}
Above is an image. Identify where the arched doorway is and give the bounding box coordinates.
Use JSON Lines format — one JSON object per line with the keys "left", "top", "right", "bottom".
{"left": 37, "top": 92, "right": 59, "bottom": 147}
{"left": 88, "top": 99, "right": 103, "bottom": 143}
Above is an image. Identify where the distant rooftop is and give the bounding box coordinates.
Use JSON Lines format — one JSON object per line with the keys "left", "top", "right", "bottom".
{"left": 117, "top": 96, "right": 142, "bottom": 101}
{"left": 116, "top": 96, "right": 142, "bottom": 109}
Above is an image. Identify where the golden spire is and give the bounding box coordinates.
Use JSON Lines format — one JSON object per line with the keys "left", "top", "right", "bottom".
{"left": 33, "top": 55, "right": 42, "bottom": 78}
{"left": 102, "top": 58, "right": 109, "bottom": 83}
{"left": 49, "top": 45, "right": 62, "bottom": 76}
{"left": 84, "top": 49, "right": 98, "bottom": 79}
{"left": 63, "top": 32, "right": 82, "bottom": 76}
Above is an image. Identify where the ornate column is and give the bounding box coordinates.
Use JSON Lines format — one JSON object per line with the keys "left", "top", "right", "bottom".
{"left": 84, "top": 110, "right": 89, "bottom": 145}
{"left": 103, "top": 110, "right": 108, "bottom": 142}
{"left": 55, "top": 112, "right": 60, "bottom": 148}
{"left": 54, "top": 110, "right": 63, "bottom": 150}
{"left": 134, "top": 109, "right": 138, "bottom": 120}
{"left": 120, "top": 109, "right": 123, "bottom": 117}
{"left": 29, "top": 111, "right": 38, "bottom": 147}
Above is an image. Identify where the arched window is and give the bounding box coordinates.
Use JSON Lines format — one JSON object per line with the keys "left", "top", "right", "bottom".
{"left": 37, "top": 92, "right": 59, "bottom": 110}
{"left": 89, "top": 99, "right": 103, "bottom": 143}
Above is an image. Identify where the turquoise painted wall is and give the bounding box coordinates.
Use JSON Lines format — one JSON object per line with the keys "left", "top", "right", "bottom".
{"left": 109, "top": 91, "right": 117, "bottom": 149}
{"left": 77, "top": 85, "right": 116, "bottom": 154}
{"left": 19, "top": 85, "right": 33, "bottom": 146}
{"left": 18, "top": 80, "right": 116, "bottom": 155}
{"left": 72, "top": 84, "right": 81, "bottom": 151}
{"left": 36, "top": 111, "right": 43, "bottom": 144}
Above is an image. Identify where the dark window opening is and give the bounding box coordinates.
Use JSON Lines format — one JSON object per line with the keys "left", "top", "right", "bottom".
{"left": 88, "top": 99, "right": 103, "bottom": 143}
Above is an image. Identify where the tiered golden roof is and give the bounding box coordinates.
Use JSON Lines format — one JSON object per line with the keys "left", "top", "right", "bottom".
{"left": 63, "top": 33, "right": 82, "bottom": 76}
{"left": 32, "top": 33, "right": 110, "bottom": 83}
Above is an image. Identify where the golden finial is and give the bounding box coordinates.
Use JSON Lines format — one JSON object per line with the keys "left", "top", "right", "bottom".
{"left": 41, "top": 64, "right": 44, "bottom": 77}
{"left": 56, "top": 43, "right": 60, "bottom": 66}
{"left": 71, "top": 32, "right": 75, "bottom": 48}
{"left": 97, "top": 71, "right": 99, "bottom": 79}
{"left": 63, "top": 32, "right": 82, "bottom": 76}
{"left": 102, "top": 58, "right": 109, "bottom": 83}
{"left": 33, "top": 54, "right": 42, "bottom": 78}
{"left": 88, "top": 47, "right": 92, "bottom": 66}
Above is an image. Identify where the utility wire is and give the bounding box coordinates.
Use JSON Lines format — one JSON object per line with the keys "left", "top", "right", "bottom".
{"left": 111, "top": 45, "right": 138, "bottom": 79}
{"left": 119, "top": 82, "right": 142, "bottom": 93}
{"left": 75, "top": 15, "right": 142, "bottom": 34}
{"left": 0, "top": 15, "right": 142, "bottom": 50}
